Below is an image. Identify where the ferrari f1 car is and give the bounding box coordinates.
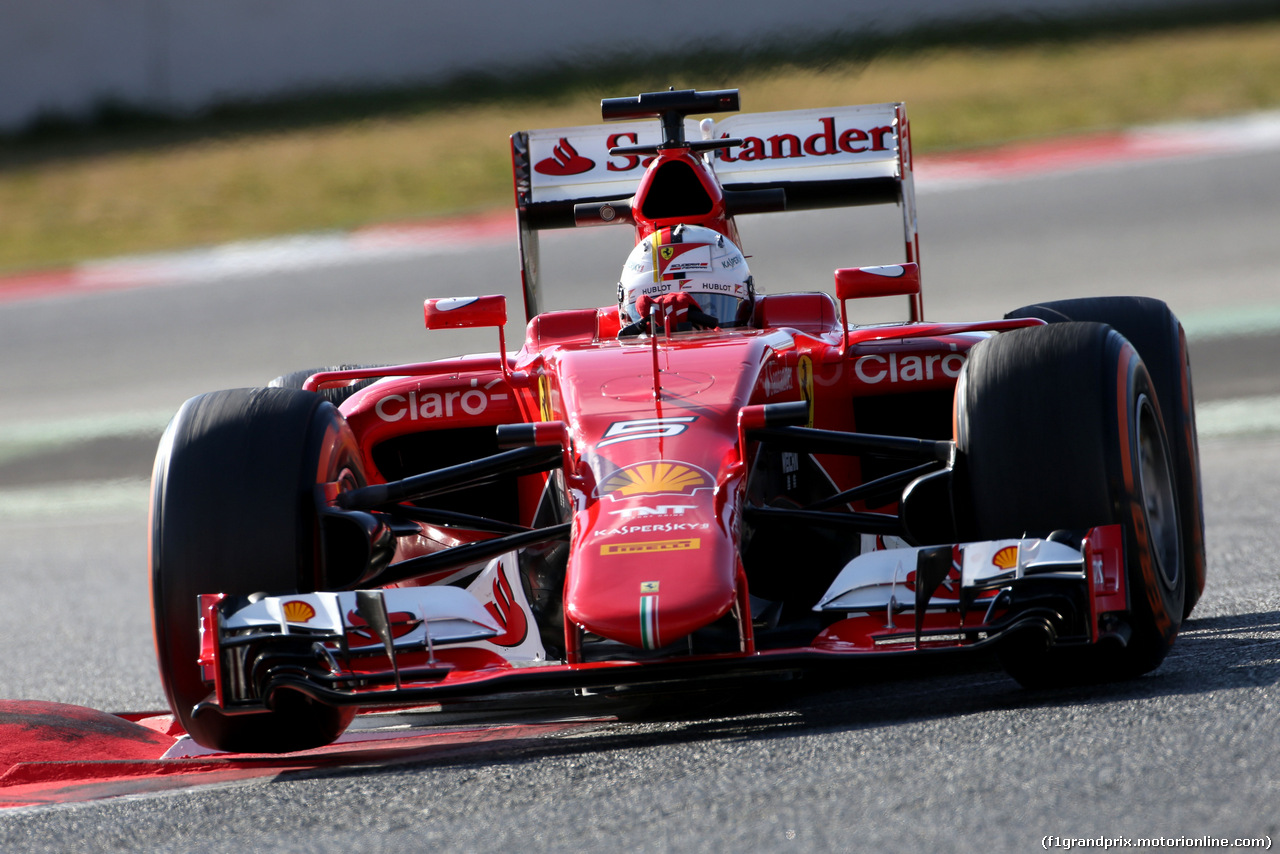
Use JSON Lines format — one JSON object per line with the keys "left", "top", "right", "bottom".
{"left": 150, "top": 88, "right": 1205, "bottom": 753}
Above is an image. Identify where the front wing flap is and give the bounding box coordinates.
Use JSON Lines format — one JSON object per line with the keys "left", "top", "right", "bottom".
{"left": 812, "top": 526, "right": 1129, "bottom": 651}
{"left": 193, "top": 527, "right": 1129, "bottom": 718}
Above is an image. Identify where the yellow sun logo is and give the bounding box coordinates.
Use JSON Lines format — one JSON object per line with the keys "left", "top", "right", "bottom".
{"left": 598, "top": 462, "right": 710, "bottom": 499}
{"left": 992, "top": 546, "right": 1019, "bottom": 570}
{"left": 282, "top": 600, "right": 316, "bottom": 623}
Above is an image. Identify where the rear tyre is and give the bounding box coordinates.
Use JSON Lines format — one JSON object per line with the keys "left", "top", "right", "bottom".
{"left": 150, "top": 387, "right": 361, "bottom": 752}
{"left": 1005, "top": 297, "right": 1204, "bottom": 617}
{"left": 955, "top": 323, "right": 1184, "bottom": 688}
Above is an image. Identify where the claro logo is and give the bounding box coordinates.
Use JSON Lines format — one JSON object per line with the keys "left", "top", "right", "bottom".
{"left": 375, "top": 378, "right": 508, "bottom": 422}
{"left": 854, "top": 352, "right": 966, "bottom": 385}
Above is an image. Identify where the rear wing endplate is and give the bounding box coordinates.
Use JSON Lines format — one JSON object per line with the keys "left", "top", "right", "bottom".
{"left": 511, "top": 102, "right": 918, "bottom": 321}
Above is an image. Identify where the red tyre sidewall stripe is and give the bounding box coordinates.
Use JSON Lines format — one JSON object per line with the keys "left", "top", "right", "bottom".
{"left": 1177, "top": 325, "right": 1207, "bottom": 601}
{"left": 1115, "top": 342, "right": 1177, "bottom": 642}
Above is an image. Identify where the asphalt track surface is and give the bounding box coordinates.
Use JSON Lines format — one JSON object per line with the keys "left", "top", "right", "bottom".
{"left": 1, "top": 145, "right": 1279, "bottom": 851}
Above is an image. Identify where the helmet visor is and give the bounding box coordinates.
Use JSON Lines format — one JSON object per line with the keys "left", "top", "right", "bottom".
{"left": 693, "top": 292, "right": 751, "bottom": 328}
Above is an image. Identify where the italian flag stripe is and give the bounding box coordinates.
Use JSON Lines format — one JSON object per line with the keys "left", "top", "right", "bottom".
{"left": 640, "top": 595, "right": 659, "bottom": 649}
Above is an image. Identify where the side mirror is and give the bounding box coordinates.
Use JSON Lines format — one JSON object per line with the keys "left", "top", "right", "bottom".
{"left": 424, "top": 294, "right": 512, "bottom": 380}
{"left": 423, "top": 294, "right": 507, "bottom": 330}
{"left": 833, "top": 264, "right": 921, "bottom": 301}
{"left": 835, "top": 264, "right": 923, "bottom": 357}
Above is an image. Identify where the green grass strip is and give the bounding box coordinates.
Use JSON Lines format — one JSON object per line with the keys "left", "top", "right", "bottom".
{"left": 2, "top": 10, "right": 1279, "bottom": 274}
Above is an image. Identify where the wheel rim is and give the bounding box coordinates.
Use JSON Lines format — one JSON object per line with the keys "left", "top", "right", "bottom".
{"left": 1136, "top": 394, "right": 1180, "bottom": 591}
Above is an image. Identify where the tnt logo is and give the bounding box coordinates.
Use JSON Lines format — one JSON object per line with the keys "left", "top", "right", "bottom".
{"left": 608, "top": 504, "right": 697, "bottom": 520}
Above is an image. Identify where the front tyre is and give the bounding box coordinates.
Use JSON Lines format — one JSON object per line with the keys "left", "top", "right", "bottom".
{"left": 150, "top": 387, "right": 361, "bottom": 752}
{"left": 269, "top": 364, "right": 388, "bottom": 408}
{"left": 955, "top": 323, "right": 1184, "bottom": 687}
{"left": 1005, "top": 296, "right": 1205, "bottom": 617}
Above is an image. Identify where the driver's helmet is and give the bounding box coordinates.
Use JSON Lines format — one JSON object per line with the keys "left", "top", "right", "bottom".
{"left": 617, "top": 224, "right": 755, "bottom": 329}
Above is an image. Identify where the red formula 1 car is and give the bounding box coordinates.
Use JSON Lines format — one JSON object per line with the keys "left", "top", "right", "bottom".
{"left": 150, "top": 88, "right": 1205, "bottom": 753}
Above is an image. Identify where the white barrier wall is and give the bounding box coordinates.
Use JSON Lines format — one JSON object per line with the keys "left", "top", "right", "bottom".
{"left": 0, "top": 0, "right": 1231, "bottom": 132}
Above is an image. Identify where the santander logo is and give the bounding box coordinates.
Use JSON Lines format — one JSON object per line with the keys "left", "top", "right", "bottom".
{"left": 718, "top": 117, "right": 894, "bottom": 163}
{"left": 344, "top": 609, "right": 418, "bottom": 647}
{"left": 484, "top": 567, "right": 529, "bottom": 647}
{"left": 534, "top": 138, "right": 595, "bottom": 176}
{"left": 604, "top": 117, "right": 895, "bottom": 172}
{"left": 527, "top": 105, "right": 903, "bottom": 189}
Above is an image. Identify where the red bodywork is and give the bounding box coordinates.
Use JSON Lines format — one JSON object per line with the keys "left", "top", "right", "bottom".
{"left": 207, "top": 91, "right": 1129, "bottom": 712}
{"left": 319, "top": 306, "right": 1055, "bottom": 658}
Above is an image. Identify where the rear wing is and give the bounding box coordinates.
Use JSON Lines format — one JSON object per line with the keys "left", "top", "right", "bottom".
{"left": 510, "top": 102, "right": 919, "bottom": 321}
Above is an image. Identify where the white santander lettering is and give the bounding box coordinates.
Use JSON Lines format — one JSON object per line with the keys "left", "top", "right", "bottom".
{"left": 719, "top": 119, "right": 896, "bottom": 164}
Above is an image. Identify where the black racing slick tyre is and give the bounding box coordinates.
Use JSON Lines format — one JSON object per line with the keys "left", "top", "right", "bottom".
{"left": 1005, "top": 296, "right": 1205, "bottom": 617}
{"left": 150, "top": 387, "right": 362, "bottom": 753}
{"left": 955, "top": 323, "right": 1184, "bottom": 687}
{"left": 269, "top": 364, "right": 387, "bottom": 408}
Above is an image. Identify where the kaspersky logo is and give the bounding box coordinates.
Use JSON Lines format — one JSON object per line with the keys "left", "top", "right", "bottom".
{"left": 534, "top": 138, "right": 595, "bottom": 176}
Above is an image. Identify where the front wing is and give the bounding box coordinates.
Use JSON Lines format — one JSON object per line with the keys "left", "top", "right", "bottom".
{"left": 192, "top": 525, "right": 1128, "bottom": 719}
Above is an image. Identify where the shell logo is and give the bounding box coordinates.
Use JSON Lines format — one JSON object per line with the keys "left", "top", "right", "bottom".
{"left": 282, "top": 600, "right": 316, "bottom": 623}
{"left": 992, "top": 546, "right": 1019, "bottom": 570}
{"left": 597, "top": 462, "right": 710, "bottom": 499}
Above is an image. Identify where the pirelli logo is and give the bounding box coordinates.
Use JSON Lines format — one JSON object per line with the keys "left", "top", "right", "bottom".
{"left": 601, "top": 538, "right": 701, "bottom": 556}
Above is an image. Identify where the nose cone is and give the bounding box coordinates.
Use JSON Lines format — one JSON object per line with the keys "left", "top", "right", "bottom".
{"left": 566, "top": 529, "right": 737, "bottom": 650}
